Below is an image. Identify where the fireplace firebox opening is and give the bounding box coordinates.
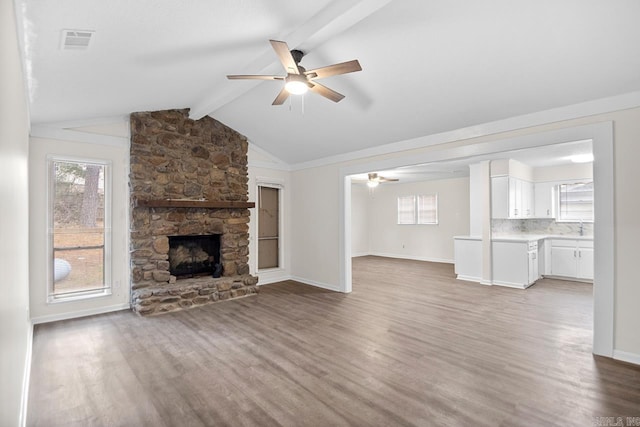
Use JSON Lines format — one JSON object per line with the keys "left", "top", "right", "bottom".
{"left": 168, "top": 234, "right": 221, "bottom": 279}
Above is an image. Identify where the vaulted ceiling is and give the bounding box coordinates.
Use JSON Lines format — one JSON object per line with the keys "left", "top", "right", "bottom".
{"left": 19, "top": 0, "right": 640, "bottom": 165}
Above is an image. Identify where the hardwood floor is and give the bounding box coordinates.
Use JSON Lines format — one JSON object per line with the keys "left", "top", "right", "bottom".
{"left": 28, "top": 256, "right": 640, "bottom": 426}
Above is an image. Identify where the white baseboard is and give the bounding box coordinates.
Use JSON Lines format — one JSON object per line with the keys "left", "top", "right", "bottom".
{"left": 455, "top": 275, "right": 482, "bottom": 283}
{"left": 613, "top": 350, "right": 640, "bottom": 366}
{"left": 19, "top": 322, "right": 33, "bottom": 427}
{"left": 368, "top": 251, "right": 454, "bottom": 264}
{"left": 31, "top": 303, "right": 131, "bottom": 325}
{"left": 256, "top": 274, "right": 291, "bottom": 286}
{"left": 492, "top": 280, "right": 528, "bottom": 289}
{"left": 351, "top": 252, "right": 369, "bottom": 258}
{"left": 289, "top": 276, "right": 343, "bottom": 292}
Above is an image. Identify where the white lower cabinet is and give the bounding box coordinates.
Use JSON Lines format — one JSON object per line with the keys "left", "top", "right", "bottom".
{"left": 550, "top": 239, "right": 594, "bottom": 280}
{"left": 454, "top": 237, "right": 483, "bottom": 282}
{"left": 492, "top": 240, "right": 540, "bottom": 288}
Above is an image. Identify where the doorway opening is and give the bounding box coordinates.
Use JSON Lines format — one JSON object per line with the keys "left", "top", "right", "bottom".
{"left": 341, "top": 122, "right": 614, "bottom": 357}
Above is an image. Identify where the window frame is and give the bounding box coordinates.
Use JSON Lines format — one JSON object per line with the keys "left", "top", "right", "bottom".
{"left": 556, "top": 180, "right": 594, "bottom": 223}
{"left": 397, "top": 195, "right": 416, "bottom": 225}
{"left": 47, "top": 155, "right": 113, "bottom": 303}
{"left": 256, "top": 181, "right": 284, "bottom": 272}
{"left": 417, "top": 193, "right": 439, "bottom": 225}
{"left": 397, "top": 193, "right": 439, "bottom": 225}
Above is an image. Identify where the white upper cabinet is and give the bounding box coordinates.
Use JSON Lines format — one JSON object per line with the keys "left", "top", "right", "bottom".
{"left": 534, "top": 182, "right": 555, "bottom": 218}
{"left": 491, "top": 176, "right": 534, "bottom": 219}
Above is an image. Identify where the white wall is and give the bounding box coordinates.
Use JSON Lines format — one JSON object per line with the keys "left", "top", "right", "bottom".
{"left": 350, "top": 184, "right": 370, "bottom": 256}
{"left": 291, "top": 164, "right": 343, "bottom": 291}
{"left": 29, "top": 130, "right": 130, "bottom": 323}
{"left": 290, "top": 107, "right": 640, "bottom": 359}
{"left": 247, "top": 146, "right": 292, "bottom": 284}
{"left": 0, "top": 0, "right": 31, "bottom": 424}
{"left": 365, "top": 177, "right": 469, "bottom": 263}
{"left": 533, "top": 162, "right": 592, "bottom": 182}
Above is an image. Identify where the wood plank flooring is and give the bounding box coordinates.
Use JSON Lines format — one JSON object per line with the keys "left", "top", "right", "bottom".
{"left": 28, "top": 256, "right": 640, "bottom": 426}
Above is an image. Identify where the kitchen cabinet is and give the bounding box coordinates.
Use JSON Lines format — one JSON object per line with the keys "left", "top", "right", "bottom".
{"left": 534, "top": 182, "right": 555, "bottom": 218}
{"left": 528, "top": 247, "right": 539, "bottom": 284}
{"left": 492, "top": 239, "right": 540, "bottom": 288}
{"left": 521, "top": 179, "right": 533, "bottom": 218}
{"left": 550, "top": 239, "right": 593, "bottom": 280}
{"left": 491, "top": 176, "right": 534, "bottom": 219}
{"left": 454, "top": 236, "right": 482, "bottom": 282}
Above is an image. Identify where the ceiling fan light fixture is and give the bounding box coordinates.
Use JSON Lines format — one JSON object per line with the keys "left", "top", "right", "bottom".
{"left": 284, "top": 75, "right": 308, "bottom": 95}
{"left": 367, "top": 180, "right": 379, "bottom": 188}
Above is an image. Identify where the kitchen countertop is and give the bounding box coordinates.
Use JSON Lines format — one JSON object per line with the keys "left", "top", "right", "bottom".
{"left": 455, "top": 234, "right": 593, "bottom": 242}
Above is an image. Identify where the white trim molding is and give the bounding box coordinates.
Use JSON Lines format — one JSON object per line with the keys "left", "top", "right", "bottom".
{"left": 613, "top": 350, "right": 640, "bottom": 366}
{"left": 368, "top": 252, "right": 453, "bottom": 264}
{"left": 30, "top": 303, "right": 130, "bottom": 325}
{"left": 256, "top": 269, "right": 290, "bottom": 286}
{"left": 290, "top": 276, "right": 342, "bottom": 293}
{"left": 19, "top": 322, "right": 33, "bottom": 427}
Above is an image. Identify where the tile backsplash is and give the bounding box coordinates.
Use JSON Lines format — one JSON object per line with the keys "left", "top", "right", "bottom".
{"left": 492, "top": 218, "right": 593, "bottom": 236}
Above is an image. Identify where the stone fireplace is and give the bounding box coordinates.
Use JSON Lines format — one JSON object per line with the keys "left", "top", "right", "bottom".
{"left": 129, "top": 109, "right": 258, "bottom": 315}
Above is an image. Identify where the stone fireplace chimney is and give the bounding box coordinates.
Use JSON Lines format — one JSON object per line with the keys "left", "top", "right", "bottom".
{"left": 129, "top": 109, "right": 258, "bottom": 315}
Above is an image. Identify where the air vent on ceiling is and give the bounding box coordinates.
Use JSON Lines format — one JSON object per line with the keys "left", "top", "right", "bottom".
{"left": 61, "top": 30, "right": 94, "bottom": 50}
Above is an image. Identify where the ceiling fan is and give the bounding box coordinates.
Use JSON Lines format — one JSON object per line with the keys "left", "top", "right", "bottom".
{"left": 366, "top": 173, "right": 399, "bottom": 188}
{"left": 227, "top": 40, "right": 362, "bottom": 105}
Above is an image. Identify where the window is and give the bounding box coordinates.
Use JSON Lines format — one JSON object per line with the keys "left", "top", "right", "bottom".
{"left": 49, "top": 158, "right": 111, "bottom": 301}
{"left": 398, "top": 194, "right": 438, "bottom": 225}
{"left": 257, "top": 185, "right": 280, "bottom": 269}
{"left": 397, "top": 195, "right": 416, "bottom": 224}
{"left": 557, "top": 181, "right": 593, "bottom": 221}
{"left": 417, "top": 194, "right": 438, "bottom": 224}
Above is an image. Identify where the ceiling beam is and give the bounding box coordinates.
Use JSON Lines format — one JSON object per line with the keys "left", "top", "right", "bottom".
{"left": 188, "top": 0, "right": 393, "bottom": 120}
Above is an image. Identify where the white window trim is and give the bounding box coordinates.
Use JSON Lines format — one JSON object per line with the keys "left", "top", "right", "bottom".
{"left": 417, "top": 193, "right": 439, "bottom": 225}
{"left": 554, "top": 180, "right": 594, "bottom": 223}
{"left": 256, "top": 179, "right": 285, "bottom": 273}
{"left": 397, "top": 195, "right": 416, "bottom": 224}
{"left": 397, "top": 193, "right": 439, "bottom": 225}
{"left": 47, "top": 154, "right": 113, "bottom": 303}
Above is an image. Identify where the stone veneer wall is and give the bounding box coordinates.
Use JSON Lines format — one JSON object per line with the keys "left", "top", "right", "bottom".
{"left": 129, "top": 109, "right": 258, "bottom": 315}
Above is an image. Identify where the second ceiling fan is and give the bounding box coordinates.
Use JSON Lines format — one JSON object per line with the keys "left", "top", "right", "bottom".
{"left": 227, "top": 40, "right": 362, "bottom": 105}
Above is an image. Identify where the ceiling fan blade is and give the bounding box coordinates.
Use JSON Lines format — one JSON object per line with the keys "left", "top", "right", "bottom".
{"left": 272, "top": 87, "right": 290, "bottom": 105}
{"left": 379, "top": 177, "right": 399, "bottom": 182}
{"left": 309, "top": 82, "right": 345, "bottom": 103}
{"left": 227, "top": 75, "right": 284, "bottom": 80}
{"left": 269, "top": 40, "right": 300, "bottom": 75}
{"left": 306, "top": 60, "right": 362, "bottom": 80}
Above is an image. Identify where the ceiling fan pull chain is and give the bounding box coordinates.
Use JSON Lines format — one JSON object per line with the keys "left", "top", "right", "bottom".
{"left": 302, "top": 94, "right": 305, "bottom": 115}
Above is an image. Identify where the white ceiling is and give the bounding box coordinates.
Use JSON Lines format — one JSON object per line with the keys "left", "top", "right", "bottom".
{"left": 20, "top": 0, "right": 640, "bottom": 165}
